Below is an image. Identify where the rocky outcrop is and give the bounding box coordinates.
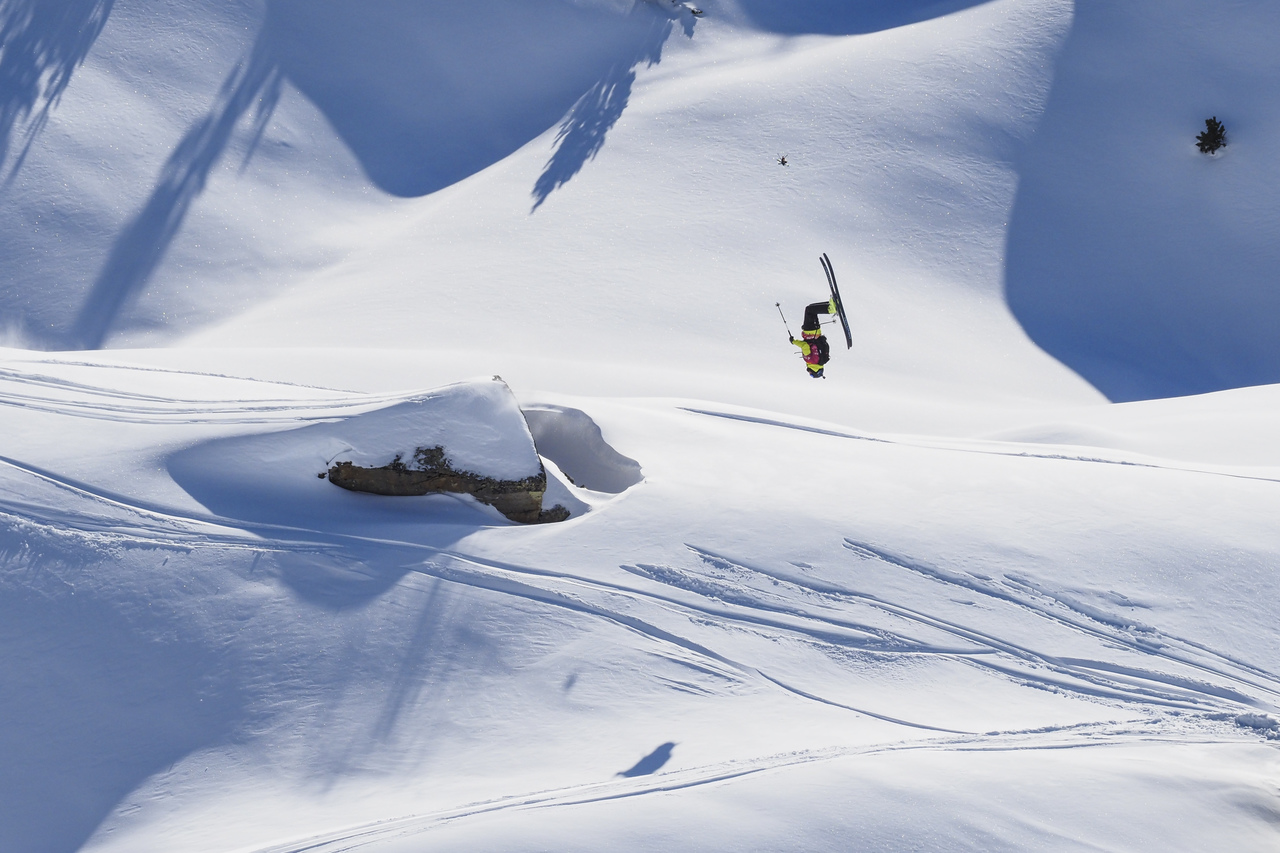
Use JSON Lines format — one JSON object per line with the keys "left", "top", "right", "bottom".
{"left": 328, "top": 445, "right": 568, "bottom": 524}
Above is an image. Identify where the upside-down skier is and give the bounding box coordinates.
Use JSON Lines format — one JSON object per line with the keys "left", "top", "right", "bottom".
{"left": 789, "top": 300, "right": 836, "bottom": 379}
{"left": 780, "top": 253, "right": 853, "bottom": 379}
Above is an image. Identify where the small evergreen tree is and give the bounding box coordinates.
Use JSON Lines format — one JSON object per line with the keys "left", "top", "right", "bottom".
{"left": 1196, "top": 116, "right": 1227, "bottom": 154}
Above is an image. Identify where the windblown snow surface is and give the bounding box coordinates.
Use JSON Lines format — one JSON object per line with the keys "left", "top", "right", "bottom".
{"left": 3, "top": 1, "right": 1280, "bottom": 851}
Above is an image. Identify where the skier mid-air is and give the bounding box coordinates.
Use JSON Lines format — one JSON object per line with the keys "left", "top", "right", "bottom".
{"left": 781, "top": 253, "right": 853, "bottom": 379}
{"left": 790, "top": 300, "right": 836, "bottom": 379}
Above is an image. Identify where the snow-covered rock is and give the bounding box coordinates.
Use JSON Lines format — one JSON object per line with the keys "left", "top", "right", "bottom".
{"left": 325, "top": 378, "right": 542, "bottom": 483}
{"left": 323, "top": 378, "right": 568, "bottom": 523}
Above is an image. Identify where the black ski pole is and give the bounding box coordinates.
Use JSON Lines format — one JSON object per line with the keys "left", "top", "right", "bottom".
{"left": 776, "top": 302, "right": 794, "bottom": 339}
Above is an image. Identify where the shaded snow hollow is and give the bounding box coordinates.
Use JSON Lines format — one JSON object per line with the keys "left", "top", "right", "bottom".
{"left": 164, "top": 377, "right": 623, "bottom": 531}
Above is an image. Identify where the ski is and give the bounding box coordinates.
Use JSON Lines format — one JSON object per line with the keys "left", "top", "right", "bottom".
{"left": 820, "top": 253, "right": 852, "bottom": 349}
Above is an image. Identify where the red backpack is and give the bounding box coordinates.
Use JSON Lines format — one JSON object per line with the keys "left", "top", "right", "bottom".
{"left": 804, "top": 336, "right": 830, "bottom": 365}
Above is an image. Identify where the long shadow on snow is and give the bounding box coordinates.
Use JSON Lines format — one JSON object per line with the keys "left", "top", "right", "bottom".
{"left": 735, "top": 0, "right": 994, "bottom": 36}
{"left": 314, "top": 576, "right": 489, "bottom": 779}
{"left": 166, "top": 419, "right": 512, "bottom": 610}
{"left": 68, "top": 0, "right": 678, "bottom": 348}
{"left": 1004, "top": 2, "right": 1280, "bottom": 401}
{"left": 272, "top": 0, "right": 680, "bottom": 200}
{"left": 68, "top": 33, "right": 282, "bottom": 350}
{"left": 531, "top": 10, "right": 676, "bottom": 210}
{"left": 0, "top": 517, "right": 471, "bottom": 850}
{"left": 0, "top": 0, "right": 113, "bottom": 180}
{"left": 0, "top": 561, "right": 246, "bottom": 853}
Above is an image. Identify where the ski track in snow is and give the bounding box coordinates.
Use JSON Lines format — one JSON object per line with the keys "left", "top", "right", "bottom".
{"left": 6, "top": 0, "right": 1280, "bottom": 845}
{"left": 0, "top": 453, "right": 358, "bottom": 550}
{"left": 420, "top": 534, "right": 1280, "bottom": 723}
{"left": 11, "top": 450, "right": 1269, "bottom": 724}
{"left": 385, "top": 546, "right": 1277, "bottom": 724}
{"left": 839, "top": 542, "right": 1280, "bottom": 699}
{"left": 680, "top": 407, "right": 1280, "bottom": 486}
{"left": 695, "top": 543, "right": 1279, "bottom": 712}
{"left": 0, "top": 364, "right": 419, "bottom": 424}
{"left": 11, "top": 437, "right": 1274, "bottom": 730}
{"left": 232, "top": 718, "right": 1237, "bottom": 853}
{"left": 4, "top": 367, "right": 1278, "bottom": 850}
{"left": 5, "top": 377, "right": 1277, "bottom": 725}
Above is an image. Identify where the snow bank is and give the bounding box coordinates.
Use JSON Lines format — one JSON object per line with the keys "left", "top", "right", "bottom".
{"left": 0, "top": 0, "right": 687, "bottom": 349}
{"left": 167, "top": 377, "right": 547, "bottom": 531}
{"left": 329, "top": 378, "right": 541, "bottom": 482}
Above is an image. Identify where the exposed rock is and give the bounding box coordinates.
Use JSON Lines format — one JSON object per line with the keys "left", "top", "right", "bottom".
{"left": 317, "top": 378, "right": 571, "bottom": 524}
{"left": 328, "top": 444, "right": 567, "bottom": 524}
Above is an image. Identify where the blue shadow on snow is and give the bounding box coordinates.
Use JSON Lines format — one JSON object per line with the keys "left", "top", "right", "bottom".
{"left": 68, "top": 35, "right": 282, "bottom": 350}
{"left": 531, "top": 9, "right": 677, "bottom": 210}
{"left": 0, "top": 0, "right": 114, "bottom": 180}
{"left": 1004, "top": 1, "right": 1280, "bottom": 401}
{"left": 0, "top": 578, "right": 246, "bottom": 853}
{"left": 735, "top": 0, "right": 994, "bottom": 36}
{"left": 166, "top": 418, "right": 509, "bottom": 609}
{"left": 617, "top": 741, "right": 677, "bottom": 777}
{"left": 62, "top": 0, "right": 680, "bottom": 348}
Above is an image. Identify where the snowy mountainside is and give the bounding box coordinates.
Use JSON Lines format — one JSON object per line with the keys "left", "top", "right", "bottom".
{"left": 2, "top": 1, "right": 1280, "bottom": 852}
{"left": 1007, "top": 0, "right": 1280, "bottom": 401}
{"left": 177, "top": 0, "right": 1099, "bottom": 421}
{"left": 3, "top": 0, "right": 1098, "bottom": 411}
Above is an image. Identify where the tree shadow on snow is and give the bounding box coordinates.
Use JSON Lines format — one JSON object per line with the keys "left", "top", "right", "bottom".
{"left": 67, "top": 0, "right": 681, "bottom": 348}
{"left": 1004, "top": 3, "right": 1280, "bottom": 401}
{"left": 69, "top": 34, "right": 283, "bottom": 350}
{"left": 313, "top": 576, "right": 483, "bottom": 779}
{"left": 0, "top": 0, "right": 114, "bottom": 181}
{"left": 270, "top": 0, "right": 682, "bottom": 201}
{"left": 734, "top": 0, "right": 994, "bottom": 36}
{"left": 531, "top": 9, "right": 677, "bottom": 211}
{"left": 0, "top": 577, "right": 246, "bottom": 853}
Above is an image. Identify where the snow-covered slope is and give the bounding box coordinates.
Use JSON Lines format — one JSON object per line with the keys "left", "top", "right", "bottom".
{"left": 1007, "top": 0, "right": 1280, "bottom": 402}
{"left": 2, "top": 1, "right": 1279, "bottom": 851}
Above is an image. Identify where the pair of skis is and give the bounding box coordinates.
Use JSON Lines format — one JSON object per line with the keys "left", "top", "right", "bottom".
{"left": 820, "top": 253, "right": 853, "bottom": 349}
